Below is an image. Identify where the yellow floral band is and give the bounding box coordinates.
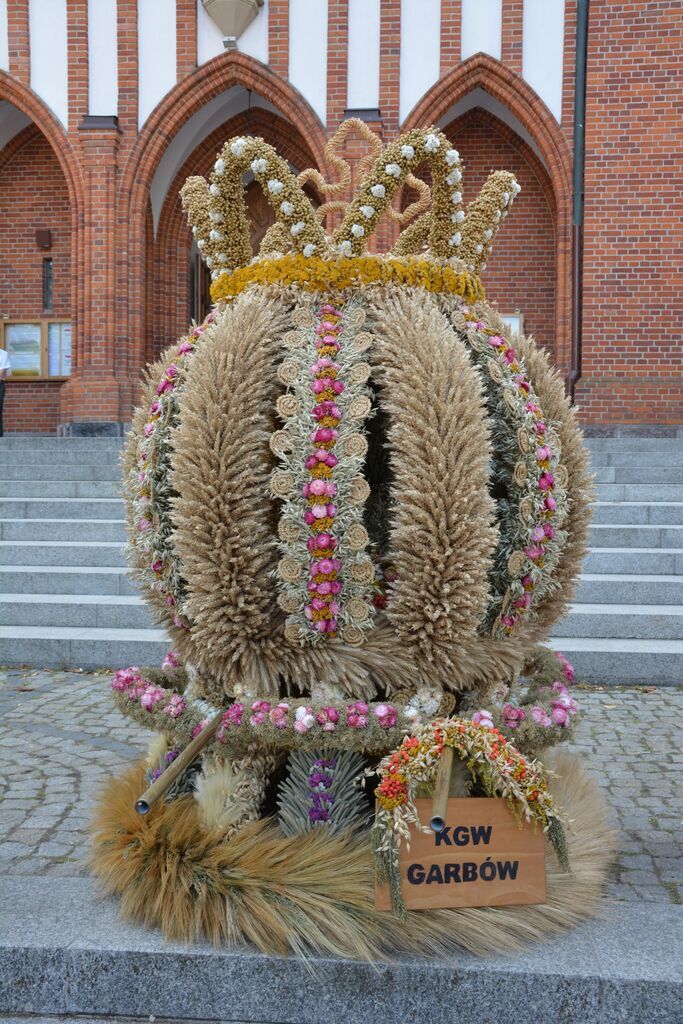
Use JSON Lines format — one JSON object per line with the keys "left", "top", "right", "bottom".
{"left": 210, "top": 254, "right": 486, "bottom": 304}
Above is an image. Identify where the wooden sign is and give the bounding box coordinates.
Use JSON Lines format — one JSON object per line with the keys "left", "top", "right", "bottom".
{"left": 375, "top": 797, "right": 546, "bottom": 911}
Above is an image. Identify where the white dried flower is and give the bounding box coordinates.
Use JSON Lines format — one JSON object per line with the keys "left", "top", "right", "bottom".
{"left": 484, "top": 228, "right": 493, "bottom": 239}
{"left": 448, "top": 232, "right": 462, "bottom": 246}
{"left": 451, "top": 191, "right": 462, "bottom": 204}
{"left": 209, "top": 183, "right": 220, "bottom": 196}
{"left": 290, "top": 221, "right": 305, "bottom": 237}
{"left": 445, "top": 148, "right": 459, "bottom": 165}
{"left": 451, "top": 210, "right": 465, "bottom": 223}
{"left": 351, "top": 223, "right": 365, "bottom": 237}
{"left": 512, "top": 180, "right": 521, "bottom": 194}
{"left": 494, "top": 210, "right": 501, "bottom": 221}
{"left": 214, "top": 158, "right": 225, "bottom": 174}
{"left": 481, "top": 263, "right": 487, "bottom": 270}
{"left": 196, "top": 239, "right": 205, "bottom": 249}
{"left": 400, "top": 144, "right": 415, "bottom": 159}
{"left": 205, "top": 256, "right": 213, "bottom": 267}
{"left": 191, "top": 226, "right": 197, "bottom": 237}
{"left": 216, "top": 252, "right": 227, "bottom": 263}
{"left": 339, "top": 240, "right": 352, "bottom": 256}
{"left": 280, "top": 201, "right": 294, "bottom": 216}
{"left": 370, "top": 184, "right": 386, "bottom": 198}
{"left": 251, "top": 158, "right": 268, "bottom": 174}
{"left": 475, "top": 243, "right": 483, "bottom": 254}
{"left": 230, "top": 139, "right": 246, "bottom": 157}
{"left": 209, "top": 210, "right": 224, "bottom": 222}
{"left": 447, "top": 169, "right": 462, "bottom": 185}
{"left": 267, "top": 179, "right": 284, "bottom": 194}
{"left": 209, "top": 229, "right": 224, "bottom": 241}
{"left": 385, "top": 163, "right": 401, "bottom": 178}
{"left": 502, "top": 192, "right": 510, "bottom": 206}
{"left": 303, "top": 243, "right": 316, "bottom": 257}
{"left": 359, "top": 205, "right": 375, "bottom": 219}
{"left": 211, "top": 270, "right": 219, "bottom": 280}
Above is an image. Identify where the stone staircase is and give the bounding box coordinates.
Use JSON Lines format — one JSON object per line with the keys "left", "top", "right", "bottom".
{"left": 0, "top": 432, "right": 681, "bottom": 684}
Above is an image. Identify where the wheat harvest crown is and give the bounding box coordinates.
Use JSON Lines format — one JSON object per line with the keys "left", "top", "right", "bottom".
{"left": 181, "top": 118, "right": 521, "bottom": 303}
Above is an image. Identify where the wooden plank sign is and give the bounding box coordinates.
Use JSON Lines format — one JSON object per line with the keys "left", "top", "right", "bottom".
{"left": 375, "top": 797, "right": 546, "bottom": 911}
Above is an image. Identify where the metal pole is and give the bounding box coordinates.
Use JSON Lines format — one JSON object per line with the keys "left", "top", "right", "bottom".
{"left": 568, "top": 0, "right": 590, "bottom": 403}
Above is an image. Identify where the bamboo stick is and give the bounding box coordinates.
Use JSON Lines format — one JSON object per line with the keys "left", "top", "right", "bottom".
{"left": 429, "top": 746, "right": 454, "bottom": 833}
{"left": 135, "top": 712, "right": 224, "bottom": 814}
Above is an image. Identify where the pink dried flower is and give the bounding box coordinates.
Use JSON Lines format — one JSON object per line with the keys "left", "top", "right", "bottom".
{"left": 538, "top": 472, "right": 555, "bottom": 492}
{"left": 192, "top": 718, "right": 210, "bottom": 738}
{"left": 530, "top": 706, "right": 552, "bottom": 727}
{"left": 374, "top": 703, "right": 398, "bottom": 728}
{"left": 250, "top": 700, "right": 271, "bottom": 726}
{"left": 502, "top": 703, "right": 526, "bottom": 729}
{"left": 472, "top": 709, "right": 494, "bottom": 728}
{"left": 269, "top": 702, "right": 290, "bottom": 728}
{"left": 346, "top": 701, "right": 369, "bottom": 729}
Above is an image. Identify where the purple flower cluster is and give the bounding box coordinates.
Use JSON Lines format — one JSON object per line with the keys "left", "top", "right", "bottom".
{"left": 308, "top": 757, "right": 337, "bottom": 823}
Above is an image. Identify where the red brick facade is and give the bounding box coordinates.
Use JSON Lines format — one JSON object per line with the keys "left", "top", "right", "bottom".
{"left": 0, "top": 1, "right": 680, "bottom": 432}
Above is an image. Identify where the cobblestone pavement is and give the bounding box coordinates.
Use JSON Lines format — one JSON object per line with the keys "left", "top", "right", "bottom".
{"left": 0, "top": 668, "right": 681, "bottom": 904}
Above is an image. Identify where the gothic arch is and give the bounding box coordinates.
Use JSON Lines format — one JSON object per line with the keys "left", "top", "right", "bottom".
{"left": 116, "top": 54, "right": 329, "bottom": 397}
{"left": 154, "top": 107, "right": 319, "bottom": 357}
{"left": 403, "top": 55, "right": 573, "bottom": 374}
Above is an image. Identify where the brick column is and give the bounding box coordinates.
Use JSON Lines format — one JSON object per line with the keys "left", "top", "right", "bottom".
{"left": 176, "top": 0, "right": 198, "bottom": 78}
{"left": 59, "top": 121, "right": 122, "bottom": 434}
{"left": 327, "top": 0, "right": 349, "bottom": 130}
{"left": 440, "top": 0, "right": 462, "bottom": 77}
{"left": 7, "top": 0, "right": 30, "bottom": 84}
{"left": 268, "top": 0, "right": 289, "bottom": 78}
{"left": 501, "top": 0, "right": 524, "bottom": 75}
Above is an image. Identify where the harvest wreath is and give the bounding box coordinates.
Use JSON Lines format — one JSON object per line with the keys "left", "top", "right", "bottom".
{"left": 92, "top": 119, "right": 612, "bottom": 959}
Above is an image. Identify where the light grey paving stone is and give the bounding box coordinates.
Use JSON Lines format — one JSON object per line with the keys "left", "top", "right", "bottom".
{"left": 556, "top": 604, "right": 683, "bottom": 640}
{"left": 587, "top": 452, "right": 683, "bottom": 467}
{"left": 0, "top": 481, "right": 121, "bottom": 498}
{"left": 0, "top": 566, "right": 137, "bottom": 596}
{"left": 583, "top": 548, "right": 681, "bottom": 575}
{"left": 596, "top": 484, "right": 683, "bottom": 502}
{"left": 576, "top": 574, "right": 683, "bottom": 605}
{"left": 0, "top": 498, "right": 124, "bottom": 519}
{"left": 0, "top": 877, "right": 680, "bottom": 1024}
{"left": 589, "top": 524, "right": 683, "bottom": 548}
{"left": 0, "top": 518, "right": 127, "bottom": 542}
{"left": 0, "top": 464, "right": 121, "bottom": 481}
{"left": 0, "top": 627, "right": 167, "bottom": 669}
{"left": 547, "top": 639, "right": 683, "bottom": 685}
{"left": 0, "top": 594, "right": 152, "bottom": 630}
{"left": 0, "top": 541, "right": 128, "bottom": 567}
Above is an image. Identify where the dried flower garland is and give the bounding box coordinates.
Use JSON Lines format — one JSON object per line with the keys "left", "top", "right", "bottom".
{"left": 373, "top": 718, "right": 568, "bottom": 916}
{"left": 125, "top": 311, "right": 216, "bottom": 627}
{"left": 210, "top": 253, "right": 485, "bottom": 305}
{"left": 272, "top": 299, "right": 376, "bottom": 644}
{"left": 111, "top": 666, "right": 413, "bottom": 756}
{"left": 447, "top": 304, "right": 570, "bottom": 637}
{"left": 466, "top": 649, "right": 579, "bottom": 756}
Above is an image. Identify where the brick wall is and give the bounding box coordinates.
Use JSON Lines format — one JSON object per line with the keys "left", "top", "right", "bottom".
{"left": 447, "top": 110, "right": 557, "bottom": 361}
{"left": 576, "top": 0, "right": 683, "bottom": 426}
{"left": 0, "top": 129, "right": 72, "bottom": 432}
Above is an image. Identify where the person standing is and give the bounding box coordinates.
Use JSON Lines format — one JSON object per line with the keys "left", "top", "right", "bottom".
{"left": 0, "top": 348, "right": 10, "bottom": 437}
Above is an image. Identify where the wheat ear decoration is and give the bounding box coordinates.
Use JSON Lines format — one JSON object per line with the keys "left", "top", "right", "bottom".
{"left": 206, "top": 135, "right": 328, "bottom": 276}
{"left": 458, "top": 170, "right": 521, "bottom": 272}
{"left": 333, "top": 127, "right": 464, "bottom": 259}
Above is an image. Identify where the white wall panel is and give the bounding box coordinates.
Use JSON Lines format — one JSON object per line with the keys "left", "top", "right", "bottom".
{"left": 289, "top": 0, "right": 327, "bottom": 124}
{"left": 399, "top": 0, "right": 440, "bottom": 124}
{"left": 523, "top": 0, "right": 565, "bottom": 121}
{"left": 88, "top": 0, "right": 118, "bottom": 115}
{"left": 138, "top": 0, "right": 177, "bottom": 128}
{"left": 347, "top": 0, "right": 380, "bottom": 110}
{"left": 0, "top": 0, "right": 9, "bottom": 72}
{"left": 29, "top": 0, "right": 69, "bottom": 126}
{"left": 461, "top": 0, "right": 502, "bottom": 61}
{"left": 197, "top": 0, "right": 269, "bottom": 66}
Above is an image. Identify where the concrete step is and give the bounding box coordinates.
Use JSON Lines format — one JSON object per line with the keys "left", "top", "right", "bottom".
{"left": 591, "top": 501, "right": 683, "bottom": 525}
{"left": 557, "top": 603, "right": 683, "bottom": 640}
{"left": 583, "top": 547, "right": 683, "bottom": 575}
{"left": 0, "top": 480, "right": 121, "bottom": 498}
{"left": 0, "top": 624, "right": 167, "bottom": 668}
{"left": 588, "top": 451, "right": 683, "bottom": 467}
{"left": 1, "top": 435, "right": 124, "bottom": 448}
{"left": 592, "top": 466, "right": 683, "bottom": 484}
{"left": 548, "top": 637, "right": 683, "bottom": 685}
{"left": 0, "top": 518, "right": 127, "bottom": 542}
{"left": 585, "top": 434, "right": 683, "bottom": 449}
{"left": 0, "top": 594, "right": 154, "bottom": 629}
{"left": 576, "top": 573, "right": 683, "bottom": 605}
{"left": 0, "top": 540, "right": 127, "bottom": 567}
{"left": 596, "top": 483, "right": 683, "bottom": 502}
{"left": 0, "top": 449, "right": 122, "bottom": 466}
{"left": 0, "top": 565, "right": 137, "bottom": 595}
{"left": 0, "top": 497, "right": 124, "bottom": 519}
{"left": 588, "top": 524, "right": 683, "bottom": 548}
{"left": 0, "top": 462, "right": 121, "bottom": 480}
{"left": 0, "top": 876, "right": 680, "bottom": 1024}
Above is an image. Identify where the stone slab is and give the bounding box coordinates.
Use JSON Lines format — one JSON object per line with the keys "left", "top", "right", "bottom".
{"left": 0, "top": 877, "right": 680, "bottom": 1024}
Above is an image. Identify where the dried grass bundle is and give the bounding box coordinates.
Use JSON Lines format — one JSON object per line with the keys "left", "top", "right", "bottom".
{"left": 90, "top": 752, "right": 614, "bottom": 959}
